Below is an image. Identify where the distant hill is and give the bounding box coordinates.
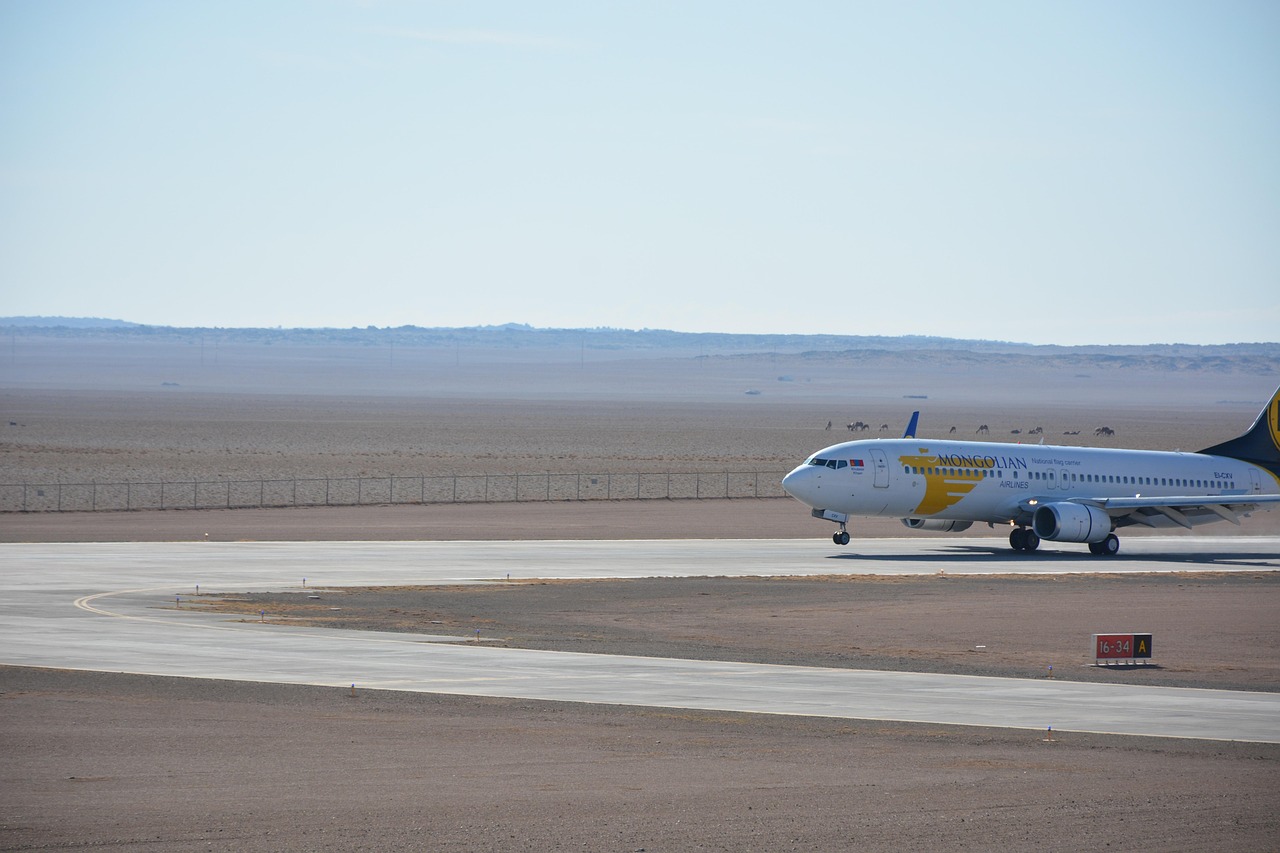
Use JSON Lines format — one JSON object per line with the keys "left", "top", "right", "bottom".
{"left": 0, "top": 316, "right": 140, "bottom": 329}
{"left": 1, "top": 320, "right": 1276, "bottom": 363}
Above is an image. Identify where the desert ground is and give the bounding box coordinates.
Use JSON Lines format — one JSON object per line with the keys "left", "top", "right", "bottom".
{"left": 1, "top": 338, "right": 1278, "bottom": 850}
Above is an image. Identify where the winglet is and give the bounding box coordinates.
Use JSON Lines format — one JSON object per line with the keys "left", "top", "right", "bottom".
{"left": 902, "top": 411, "right": 920, "bottom": 439}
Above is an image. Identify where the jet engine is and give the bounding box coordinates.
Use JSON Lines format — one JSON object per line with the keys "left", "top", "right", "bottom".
{"left": 1032, "top": 502, "right": 1111, "bottom": 543}
{"left": 901, "top": 518, "right": 973, "bottom": 533}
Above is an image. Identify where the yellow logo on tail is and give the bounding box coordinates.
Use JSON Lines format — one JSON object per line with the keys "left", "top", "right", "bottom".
{"left": 1268, "top": 388, "right": 1280, "bottom": 454}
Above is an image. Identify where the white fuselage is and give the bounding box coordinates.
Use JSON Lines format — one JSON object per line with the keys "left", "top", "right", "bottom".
{"left": 781, "top": 437, "right": 1279, "bottom": 529}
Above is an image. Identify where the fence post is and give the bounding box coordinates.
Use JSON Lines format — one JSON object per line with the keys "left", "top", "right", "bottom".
{"left": 92, "top": 481, "right": 96, "bottom": 511}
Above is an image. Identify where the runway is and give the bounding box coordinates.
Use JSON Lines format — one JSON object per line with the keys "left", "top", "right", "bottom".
{"left": 3, "top": 536, "right": 1278, "bottom": 742}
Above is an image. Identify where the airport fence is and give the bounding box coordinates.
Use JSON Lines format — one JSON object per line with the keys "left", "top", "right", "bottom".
{"left": 0, "top": 471, "right": 791, "bottom": 513}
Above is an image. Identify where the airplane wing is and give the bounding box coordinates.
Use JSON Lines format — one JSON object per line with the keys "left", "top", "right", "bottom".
{"left": 1069, "top": 494, "right": 1280, "bottom": 530}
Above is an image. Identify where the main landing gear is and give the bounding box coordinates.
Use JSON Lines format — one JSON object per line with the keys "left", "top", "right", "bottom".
{"left": 833, "top": 524, "right": 850, "bottom": 546}
{"left": 1009, "top": 527, "right": 1121, "bottom": 556}
{"left": 1088, "top": 534, "right": 1121, "bottom": 556}
{"left": 1009, "top": 527, "right": 1040, "bottom": 552}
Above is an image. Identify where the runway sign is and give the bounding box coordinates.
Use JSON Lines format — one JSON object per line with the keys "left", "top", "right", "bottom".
{"left": 1093, "top": 633, "right": 1154, "bottom": 665}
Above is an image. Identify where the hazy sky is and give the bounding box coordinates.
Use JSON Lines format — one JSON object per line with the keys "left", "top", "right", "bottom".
{"left": 2, "top": 1, "right": 1278, "bottom": 345}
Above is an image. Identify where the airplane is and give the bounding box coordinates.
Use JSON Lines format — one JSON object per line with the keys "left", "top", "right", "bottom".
{"left": 781, "top": 386, "right": 1280, "bottom": 555}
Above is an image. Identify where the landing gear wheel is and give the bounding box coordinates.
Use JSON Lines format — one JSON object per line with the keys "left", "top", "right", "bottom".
{"left": 1010, "top": 528, "right": 1027, "bottom": 551}
{"left": 1089, "top": 535, "right": 1119, "bottom": 556}
{"left": 833, "top": 530, "right": 850, "bottom": 546}
{"left": 1023, "top": 531, "right": 1040, "bottom": 552}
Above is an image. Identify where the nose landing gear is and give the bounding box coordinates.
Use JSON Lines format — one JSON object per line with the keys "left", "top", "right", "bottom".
{"left": 833, "top": 525, "right": 850, "bottom": 546}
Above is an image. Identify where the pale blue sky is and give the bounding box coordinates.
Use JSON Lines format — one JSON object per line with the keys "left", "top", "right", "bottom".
{"left": 2, "top": 1, "right": 1278, "bottom": 344}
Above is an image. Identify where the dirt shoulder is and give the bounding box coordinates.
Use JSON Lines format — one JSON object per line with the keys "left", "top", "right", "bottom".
{"left": 3, "top": 666, "right": 1277, "bottom": 853}
{"left": 0, "top": 497, "right": 819, "bottom": 542}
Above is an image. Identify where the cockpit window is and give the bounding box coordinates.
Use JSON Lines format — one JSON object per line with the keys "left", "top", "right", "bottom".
{"left": 807, "top": 458, "right": 848, "bottom": 469}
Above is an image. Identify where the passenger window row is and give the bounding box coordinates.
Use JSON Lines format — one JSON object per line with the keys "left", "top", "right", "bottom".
{"left": 899, "top": 465, "right": 1234, "bottom": 491}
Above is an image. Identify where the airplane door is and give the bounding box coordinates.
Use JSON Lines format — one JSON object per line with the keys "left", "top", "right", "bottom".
{"left": 1061, "top": 469, "right": 1071, "bottom": 491}
{"left": 870, "top": 448, "right": 889, "bottom": 488}
{"left": 1250, "top": 469, "right": 1262, "bottom": 494}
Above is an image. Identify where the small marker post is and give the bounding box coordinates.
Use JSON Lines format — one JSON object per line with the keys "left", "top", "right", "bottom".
{"left": 259, "top": 609, "right": 265, "bottom": 623}
{"left": 175, "top": 595, "right": 180, "bottom": 609}
{"left": 1043, "top": 725, "right": 1055, "bottom": 743}
{"left": 350, "top": 683, "right": 356, "bottom": 697}
{"left": 1046, "top": 665, "right": 1054, "bottom": 679}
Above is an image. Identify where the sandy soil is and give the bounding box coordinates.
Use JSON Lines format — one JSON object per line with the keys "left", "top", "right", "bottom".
{"left": 2, "top": 349, "right": 1279, "bottom": 850}
{"left": 4, "top": 666, "right": 1277, "bottom": 853}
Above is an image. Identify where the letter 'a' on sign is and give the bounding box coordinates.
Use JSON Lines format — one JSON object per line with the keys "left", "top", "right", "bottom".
{"left": 1133, "top": 633, "right": 1153, "bottom": 659}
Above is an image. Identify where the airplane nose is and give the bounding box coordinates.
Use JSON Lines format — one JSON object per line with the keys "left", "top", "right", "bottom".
{"left": 782, "top": 465, "right": 816, "bottom": 504}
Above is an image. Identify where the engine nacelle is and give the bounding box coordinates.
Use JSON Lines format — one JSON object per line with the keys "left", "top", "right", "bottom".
{"left": 1032, "top": 502, "right": 1111, "bottom": 543}
{"left": 901, "top": 518, "right": 973, "bottom": 533}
